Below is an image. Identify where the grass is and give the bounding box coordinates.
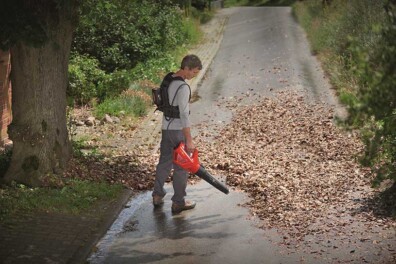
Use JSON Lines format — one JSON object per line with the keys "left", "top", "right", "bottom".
{"left": 292, "top": 0, "right": 388, "bottom": 107}
{"left": 71, "top": 136, "right": 103, "bottom": 158}
{"left": 183, "top": 15, "right": 204, "bottom": 43}
{"left": 224, "top": 0, "right": 249, "bottom": 7}
{"left": 94, "top": 96, "right": 147, "bottom": 119}
{"left": 0, "top": 137, "right": 124, "bottom": 224}
{"left": 0, "top": 180, "right": 124, "bottom": 223}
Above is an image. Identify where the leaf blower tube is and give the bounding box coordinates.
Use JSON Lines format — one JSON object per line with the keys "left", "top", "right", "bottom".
{"left": 173, "top": 142, "right": 229, "bottom": 195}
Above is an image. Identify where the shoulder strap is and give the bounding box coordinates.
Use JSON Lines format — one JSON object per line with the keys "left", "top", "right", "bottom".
{"left": 161, "top": 72, "right": 175, "bottom": 88}
{"left": 160, "top": 72, "right": 185, "bottom": 89}
{"left": 162, "top": 72, "right": 191, "bottom": 107}
{"left": 170, "top": 83, "right": 191, "bottom": 106}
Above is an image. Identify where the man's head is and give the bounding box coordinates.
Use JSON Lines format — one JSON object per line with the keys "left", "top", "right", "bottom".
{"left": 181, "top": 54, "right": 202, "bottom": 80}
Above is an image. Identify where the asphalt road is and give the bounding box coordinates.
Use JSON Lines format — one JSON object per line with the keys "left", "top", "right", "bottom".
{"left": 189, "top": 6, "right": 345, "bottom": 138}
{"left": 88, "top": 7, "right": 355, "bottom": 264}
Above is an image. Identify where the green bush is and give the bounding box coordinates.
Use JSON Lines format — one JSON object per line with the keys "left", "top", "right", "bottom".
{"left": 69, "top": 0, "right": 203, "bottom": 112}
{"left": 224, "top": 0, "right": 249, "bottom": 7}
{"left": 293, "top": 0, "right": 396, "bottom": 185}
{"left": 73, "top": 0, "right": 189, "bottom": 73}
{"left": 346, "top": 2, "right": 396, "bottom": 185}
{"left": 130, "top": 53, "right": 180, "bottom": 84}
{"left": 190, "top": 5, "right": 213, "bottom": 24}
{"left": 181, "top": 17, "right": 202, "bottom": 45}
{"left": 97, "top": 70, "right": 132, "bottom": 101}
{"left": 199, "top": 10, "right": 214, "bottom": 24}
{"left": 68, "top": 53, "right": 105, "bottom": 105}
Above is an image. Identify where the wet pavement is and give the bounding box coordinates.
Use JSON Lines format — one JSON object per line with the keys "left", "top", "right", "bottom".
{"left": 89, "top": 181, "right": 303, "bottom": 264}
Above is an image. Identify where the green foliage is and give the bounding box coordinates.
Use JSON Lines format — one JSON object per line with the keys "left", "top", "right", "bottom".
{"left": 190, "top": 6, "right": 214, "bottom": 24}
{"left": 68, "top": 0, "right": 202, "bottom": 110}
{"left": 224, "top": 0, "right": 249, "bottom": 7}
{"left": 346, "top": 2, "right": 396, "bottom": 185}
{"left": 293, "top": 0, "right": 396, "bottom": 185}
{"left": 71, "top": 137, "right": 102, "bottom": 158}
{"left": 73, "top": 0, "right": 189, "bottom": 72}
{"left": 224, "top": 0, "right": 297, "bottom": 7}
{"left": 94, "top": 95, "right": 147, "bottom": 119}
{"left": 68, "top": 55, "right": 137, "bottom": 105}
{"left": 181, "top": 17, "right": 203, "bottom": 45}
{"left": 130, "top": 53, "right": 181, "bottom": 84}
{"left": 292, "top": 1, "right": 327, "bottom": 53}
{"left": 293, "top": 0, "right": 385, "bottom": 55}
{"left": 68, "top": 53, "right": 106, "bottom": 105}
{"left": 71, "top": 138, "right": 87, "bottom": 158}
{"left": 68, "top": 0, "right": 204, "bottom": 116}
{"left": 0, "top": 180, "right": 123, "bottom": 222}
{"left": 97, "top": 70, "right": 133, "bottom": 101}
{"left": 199, "top": 10, "right": 214, "bottom": 24}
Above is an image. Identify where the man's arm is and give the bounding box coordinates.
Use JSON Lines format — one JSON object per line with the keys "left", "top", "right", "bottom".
{"left": 177, "top": 84, "right": 194, "bottom": 152}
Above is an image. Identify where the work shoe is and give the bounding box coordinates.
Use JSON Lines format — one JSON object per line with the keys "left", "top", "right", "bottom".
{"left": 171, "top": 200, "right": 196, "bottom": 214}
{"left": 153, "top": 195, "right": 164, "bottom": 207}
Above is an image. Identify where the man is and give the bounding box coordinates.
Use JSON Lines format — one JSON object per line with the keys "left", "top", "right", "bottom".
{"left": 152, "top": 54, "right": 202, "bottom": 214}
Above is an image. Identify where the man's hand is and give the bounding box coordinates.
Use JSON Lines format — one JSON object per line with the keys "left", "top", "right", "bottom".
{"left": 185, "top": 139, "right": 195, "bottom": 154}
{"left": 182, "top": 127, "right": 195, "bottom": 153}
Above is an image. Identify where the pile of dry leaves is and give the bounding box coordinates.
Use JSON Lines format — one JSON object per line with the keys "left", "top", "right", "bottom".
{"left": 63, "top": 150, "right": 157, "bottom": 191}
{"left": 195, "top": 91, "right": 394, "bottom": 242}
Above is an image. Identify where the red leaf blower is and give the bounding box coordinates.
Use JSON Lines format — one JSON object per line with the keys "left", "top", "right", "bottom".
{"left": 173, "top": 142, "right": 229, "bottom": 194}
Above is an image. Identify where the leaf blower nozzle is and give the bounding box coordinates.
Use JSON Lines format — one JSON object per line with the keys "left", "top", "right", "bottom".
{"left": 173, "top": 142, "right": 229, "bottom": 195}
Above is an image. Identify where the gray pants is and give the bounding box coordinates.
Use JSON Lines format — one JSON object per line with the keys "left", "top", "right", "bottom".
{"left": 152, "top": 130, "right": 188, "bottom": 205}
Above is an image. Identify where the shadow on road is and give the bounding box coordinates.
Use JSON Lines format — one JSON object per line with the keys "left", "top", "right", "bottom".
{"left": 352, "top": 184, "right": 396, "bottom": 219}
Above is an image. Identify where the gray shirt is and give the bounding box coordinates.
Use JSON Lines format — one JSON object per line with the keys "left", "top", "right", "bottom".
{"left": 161, "top": 79, "right": 191, "bottom": 130}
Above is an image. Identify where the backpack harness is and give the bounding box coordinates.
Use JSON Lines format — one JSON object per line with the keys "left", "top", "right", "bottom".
{"left": 152, "top": 72, "right": 191, "bottom": 120}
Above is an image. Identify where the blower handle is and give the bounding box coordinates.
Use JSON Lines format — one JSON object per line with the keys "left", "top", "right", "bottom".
{"left": 173, "top": 142, "right": 200, "bottom": 174}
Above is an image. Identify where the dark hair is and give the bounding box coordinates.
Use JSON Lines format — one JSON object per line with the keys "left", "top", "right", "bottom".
{"left": 181, "top": 54, "right": 202, "bottom": 70}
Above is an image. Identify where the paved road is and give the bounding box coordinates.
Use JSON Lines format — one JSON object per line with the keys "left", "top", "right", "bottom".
{"left": 190, "top": 6, "right": 344, "bottom": 132}
{"left": 88, "top": 7, "right": 348, "bottom": 264}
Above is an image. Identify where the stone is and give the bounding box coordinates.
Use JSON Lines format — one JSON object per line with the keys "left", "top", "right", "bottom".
{"left": 103, "top": 114, "right": 113, "bottom": 124}
{"left": 113, "top": 117, "right": 121, "bottom": 124}
{"left": 85, "top": 116, "right": 96, "bottom": 126}
{"left": 75, "top": 121, "right": 85, "bottom": 126}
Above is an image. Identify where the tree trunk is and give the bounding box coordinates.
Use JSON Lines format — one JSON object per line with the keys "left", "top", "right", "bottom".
{"left": 4, "top": 3, "right": 75, "bottom": 187}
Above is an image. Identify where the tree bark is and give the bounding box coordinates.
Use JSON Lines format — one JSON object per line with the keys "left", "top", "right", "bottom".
{"left": 4, "top": 3, "right": 75, "bottom": 187}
